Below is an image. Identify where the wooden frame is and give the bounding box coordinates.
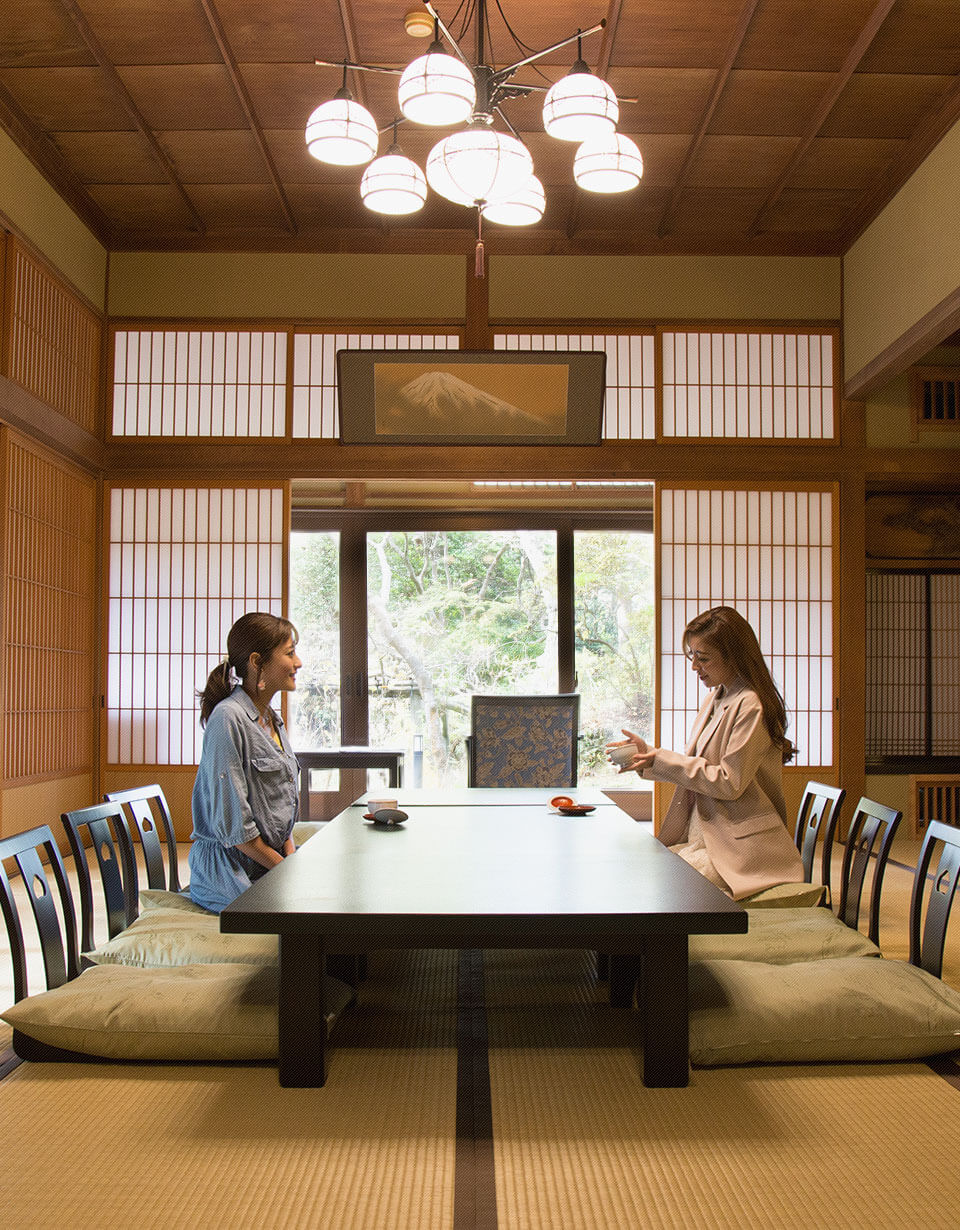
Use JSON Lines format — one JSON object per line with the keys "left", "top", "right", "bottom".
{"left": 337, "top": 349, "right": 606, "bottom": 445}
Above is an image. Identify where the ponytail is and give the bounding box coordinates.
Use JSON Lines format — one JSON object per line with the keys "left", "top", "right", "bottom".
{"left": 197, "top": 612, "right": 297, "bottom": 728}
{"left": 198, "top": 659, "right": 233, "bottom": 728}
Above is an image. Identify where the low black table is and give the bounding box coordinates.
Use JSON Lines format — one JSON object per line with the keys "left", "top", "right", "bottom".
{"left": 221, "top": 796, "right": 746, "bottom": 1088}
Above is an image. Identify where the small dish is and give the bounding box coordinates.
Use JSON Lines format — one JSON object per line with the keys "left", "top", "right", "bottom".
{"left": 557, "top": 804, "right": 596, "bottom": 816}
{"left": 363, "top": 808, "right": 409, "bottom": 827}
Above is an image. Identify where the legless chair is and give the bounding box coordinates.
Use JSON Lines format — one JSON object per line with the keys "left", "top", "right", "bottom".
{"left": 467, "top": 694, "right": 579, "bottom": 788}
{"left": 910, "top": 820, "right": 960, "bottom": 978}
{"left": 104, "top": 784, "right": 183, "bottom": 909}
{"left": 837, "top": 796, "right": 902, "bottom": 945}
{"left": 794, "top": 781, "right": 846, "bottom": 902}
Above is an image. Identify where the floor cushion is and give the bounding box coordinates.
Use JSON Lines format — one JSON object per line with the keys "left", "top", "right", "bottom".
{"left": 689, "top": 956, "right": 960, "bottom": 1066}
{"left": 83, "top": 907, "right": 278, "bottom": 968}
{"left": 2, "top": 964, "right": 353, "bottom": 1061}
{"left": 689, "top": 907, "right": 881, "bottom": 964}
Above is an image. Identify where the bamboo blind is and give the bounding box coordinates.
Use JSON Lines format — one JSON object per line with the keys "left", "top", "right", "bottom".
{"left": 111, "top": 330, "right": 288, "bottom": 437}
{"left": 659, "top": 487, "right": 834, "bottom": 768}
{"left": 494, "top": 332, "right": 656, "bottom": 440}
{"left": 291, "top": 332, "right": 459, "bottom": 438}
{"left": 106, "top": 486, "right": 285, "bottom": 766}
{"left": 2, "top": 239, "right": 100, "bottom": 435}
{"left": 2, "top": 430, "right": 97, "bottom": 783}
{"left": 661, "top": 331, "right": 835, "bottom": 440}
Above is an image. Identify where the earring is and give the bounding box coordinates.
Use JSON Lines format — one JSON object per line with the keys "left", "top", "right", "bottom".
{"left": 257, "top": 677, "right": 265, "bottom": 691}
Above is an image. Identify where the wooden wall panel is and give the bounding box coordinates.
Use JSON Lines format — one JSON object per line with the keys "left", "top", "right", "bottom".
{"left": 1, "top": 428, "right": 97, "bottom": 786}
{"left": 2, "top": 239, "right": 101, "bottom": 436}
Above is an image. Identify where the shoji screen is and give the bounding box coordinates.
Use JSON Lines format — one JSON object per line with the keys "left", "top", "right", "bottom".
{"left": 659, "top": 487, "right": 834, "bottom": 768}
{"left": 2, "top": 430, "right": 97, "bottom": 782}
{"left": 494, "top": 332, "right": 656, "bottom": 440}
{"left": 111, "top": 331, "right": 288, "bottom": 437}
{"left": 106, "top": 486, "right": 286, "bottom": 766}
{"left": 291, "top": 331, "right": 459, "bottom": 438}
{"left": 660, "top": 330, "right": 836, "bottom": 440}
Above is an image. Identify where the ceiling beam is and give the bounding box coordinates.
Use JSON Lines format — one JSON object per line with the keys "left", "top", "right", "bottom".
{"left": 657, "top": 0, "right": 762, "bottom": 238}
{"left": 747, "top": 0, "right": 897, "bottom": 237}
{"left": 56, "top": 0, "right": 206, "bottom": 234}
{"left": 198, "top": 0, "right": 297, "bottom": 235}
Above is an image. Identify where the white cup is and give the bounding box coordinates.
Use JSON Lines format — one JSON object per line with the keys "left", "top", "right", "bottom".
{"left": 607, "top": 743, "right": 638, "bottom": 768}
{"left": 367, "top": 797, "right": 398, "bottom": 813}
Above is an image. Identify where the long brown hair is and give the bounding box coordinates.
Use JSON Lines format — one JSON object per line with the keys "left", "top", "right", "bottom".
{"left": 683, "top": 606, "right": 794, "bottom": 763}
{"left": 198, "top": 611, "right": 297, "bottom": 727}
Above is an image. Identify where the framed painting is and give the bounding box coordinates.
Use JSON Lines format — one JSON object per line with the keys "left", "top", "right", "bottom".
{"left": 337, "top": 349, "right": 606, "bottom": 445}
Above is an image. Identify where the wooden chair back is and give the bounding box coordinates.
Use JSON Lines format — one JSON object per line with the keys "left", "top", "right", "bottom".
{"left": 794, "top": 781, "right": 846, "bottom": 895}
{"left": 61, "top": 801, "right": 135, "bottom": 952}
{"left": 104, "top": 784, "right": 181, "bottom": 893}
{"left": 0, "top": 825, "right": 79, "bottom": 1003}
{"left": 468, "top": 694, "right": 580, "bottom": 788}
{"left": 837, "top": 796, "right": 902, "bottom": 945}
{"left": 910, "top": 819, "right": 960, "bottom": 978}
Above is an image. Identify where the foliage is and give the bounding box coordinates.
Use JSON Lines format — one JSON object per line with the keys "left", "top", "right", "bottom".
{"left": 289, "top": 526, "right": 654, "bottom": 786}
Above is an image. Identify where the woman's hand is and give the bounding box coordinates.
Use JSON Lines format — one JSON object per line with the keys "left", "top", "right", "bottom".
{"left": 606, "top": 729, "right": 655, "bottom": 773}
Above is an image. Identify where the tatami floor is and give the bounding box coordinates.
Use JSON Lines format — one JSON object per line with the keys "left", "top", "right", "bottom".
{"left": 2, "top": 825, "right": 959, "bottom": 1229}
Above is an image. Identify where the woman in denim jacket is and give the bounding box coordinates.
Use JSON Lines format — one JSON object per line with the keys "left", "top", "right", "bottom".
{"left": 189, "top": 612, "right": 302, "bottom": 912}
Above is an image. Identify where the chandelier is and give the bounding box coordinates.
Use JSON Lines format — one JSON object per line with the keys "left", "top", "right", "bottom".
{"left": 305, "top": 1, "right": 642, "bottom": 273}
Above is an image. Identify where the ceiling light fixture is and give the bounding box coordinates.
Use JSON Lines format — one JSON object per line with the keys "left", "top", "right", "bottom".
{"left": 307, "top": 1, "right": 640, "bottom": 275}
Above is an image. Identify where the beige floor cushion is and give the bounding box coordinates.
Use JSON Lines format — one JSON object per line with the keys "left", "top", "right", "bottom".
{"left": 689, "top": 956, "right": 960, "bottom": 1066}
{"left": 2, "top": 964, "right": 353, "bottom": 1061}
{"left": 741, "top": 882, "right": 826, "bottom": 908}
{"left": 689, "top": 907, "right": 881, "bottom": 964}
{"left": 84, "top": 908, "right": 278, "bottom": 967}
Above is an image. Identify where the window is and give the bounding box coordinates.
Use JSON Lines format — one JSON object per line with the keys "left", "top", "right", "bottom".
{"left": 289, "top": 513, "right": 655, "bottom": 788}
{"left": 866, "top": 570, "right": 960, "bottom": 767}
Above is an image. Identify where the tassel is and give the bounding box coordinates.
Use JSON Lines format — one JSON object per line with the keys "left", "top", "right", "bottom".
{"left": 474, "top": 207, "right": 485, "bottom": 278}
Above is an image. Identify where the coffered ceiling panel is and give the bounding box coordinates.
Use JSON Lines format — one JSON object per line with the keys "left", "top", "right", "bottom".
{"left": 0, "top": 0, "right": 957, "bottom": 256}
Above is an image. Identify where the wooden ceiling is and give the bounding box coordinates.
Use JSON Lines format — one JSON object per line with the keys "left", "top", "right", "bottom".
{"left": 2, "top": 0, "right": 959, "bottom": 256}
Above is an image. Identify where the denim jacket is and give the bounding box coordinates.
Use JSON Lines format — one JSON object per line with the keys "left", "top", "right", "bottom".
{"left": 189, "top": 686, "right": 299, "bottom": 910}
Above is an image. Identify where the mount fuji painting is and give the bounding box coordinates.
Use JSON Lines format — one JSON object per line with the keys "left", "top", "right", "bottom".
{"left": 375, "top": 361, "right": 568, "bottom": 438}
{"left": 337, "top": 350, "right": 605, "bottom": 445}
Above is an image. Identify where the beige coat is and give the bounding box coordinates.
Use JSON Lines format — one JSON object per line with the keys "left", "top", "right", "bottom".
{"left": 644, "top": 683, "right": 803, "bottom": 900}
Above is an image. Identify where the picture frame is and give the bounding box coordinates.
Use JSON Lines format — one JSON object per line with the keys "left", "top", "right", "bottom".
{"left": 337, "top": 349, "right": 606, "bottom": 445}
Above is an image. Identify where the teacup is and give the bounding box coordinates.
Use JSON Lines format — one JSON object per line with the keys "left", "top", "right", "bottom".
{"left": 607, "top": 743, "right": 637, "bottom": 769}
{"left": 367, "top": 797, "right": 398, "bottom": 813}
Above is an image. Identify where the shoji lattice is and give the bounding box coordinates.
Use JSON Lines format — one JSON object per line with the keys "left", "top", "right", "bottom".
{"left": 107, "top": 486, "right": 285, "bottom": 765}
{"left": 495, "top": 332, "right": 656, "bottom": 439}
{"left": 660, "top": 488, "right": 834, "bottom": 768}
{"left": 932, "top": 573, "right": 960, "bottom": 756}
{"left": 2, "top": 431, "right": 96, "bottom": 782}
{"left": 292, "top": 332, "right": 459, "bottom": 438}
{"left": 661, "top": 331, "right": 836, "bottom": 440}
{"left": 111, "top": 330, "right": 287, "bottom": 437}
{"left": 866, "top": 572, "right": 926, "bottom": 758}
{"left": 3, "top": 240, "right": 100, "bottom": 434}
{"left": 866, "top": 572, "right": 960, "bottom": 759}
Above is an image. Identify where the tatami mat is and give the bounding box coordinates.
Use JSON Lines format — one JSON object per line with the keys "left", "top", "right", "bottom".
{"left": 5, "top": 833, "right": 960, "bottom": 1229}
{"left": 0, "top": 949, "right": 459, "bottom": 1230}
{"left": 482, "top": 949, "right": 960, "bottom": 1230}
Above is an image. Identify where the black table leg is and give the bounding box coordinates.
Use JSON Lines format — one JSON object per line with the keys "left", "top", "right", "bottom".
{"left": 278, "top": 933, "right": 327, "bottom": 1087}
{"left": 639, "top": 934, "right": 689, "bottom": 1087}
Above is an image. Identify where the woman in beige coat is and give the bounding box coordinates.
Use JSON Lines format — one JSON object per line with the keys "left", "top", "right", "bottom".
{"left": 610, "top": 606, "right": 803, "bottom": 900}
